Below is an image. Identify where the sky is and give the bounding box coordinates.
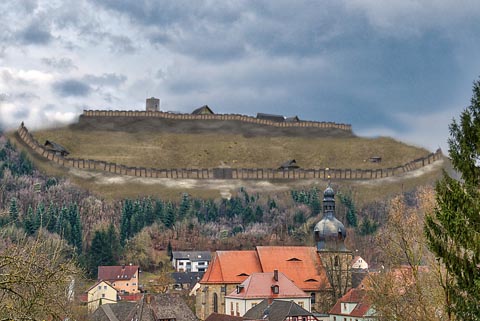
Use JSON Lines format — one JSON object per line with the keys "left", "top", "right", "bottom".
{"left": 1, "top": 1, "right": 480, "bottom": 152}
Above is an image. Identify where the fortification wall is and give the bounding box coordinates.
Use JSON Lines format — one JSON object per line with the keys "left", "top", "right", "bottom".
{"left": 81, "top": 110, "right": 353, "bottom": 132}
{"left": 17, "top": 123, "right": 443, "bottom": 181}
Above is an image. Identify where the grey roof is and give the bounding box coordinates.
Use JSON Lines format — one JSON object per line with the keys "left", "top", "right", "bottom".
{"left": 171, "top": 271, "right": 204, "bottom": 286}
{"left": 205, "top": 313, "right": 245, "bottom": 321}
{"left": 285, "top": 116, "right": 300, "bottom": 122}
{"left": 90, "top": 294, "right": 198, "bottom": 321}
{"left": 279, "top": 159, "right": 300, "bottom": 169}
{"left": 192, "top": 105, "right": 214, "bottom": 115}
{"left": 172, "top": 251, "right": 211, "bottom": 262}
{"left": 256, "top": 113, "right": 285, "bottom": 122}
{"left": 44, "top": 140, "right": 69, "bottom": 155}
{"left": 90, "top": 302, "right": 139, "bottom": 321}
{"left": 149, "top": 294, "right": 198, "bottom": 321}
{"left": 244, "top": 299, "right": 314, "bottom": 321}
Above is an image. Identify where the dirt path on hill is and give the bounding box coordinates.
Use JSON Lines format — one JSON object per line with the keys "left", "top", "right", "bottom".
{"left": 68, "top": 158, "right": 445, "bottom": 199}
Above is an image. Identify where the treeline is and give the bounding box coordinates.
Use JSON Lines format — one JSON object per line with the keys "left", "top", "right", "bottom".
{"left": 0, "top": 134, "right": 389, "bottom": 277}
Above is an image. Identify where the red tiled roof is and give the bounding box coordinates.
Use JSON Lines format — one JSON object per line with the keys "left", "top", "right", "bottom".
{"left": 329, "top": 287, "right": 372, "bottom": 317}
{"left": 226, "top": 271, "right": 309, "bottom": 299}
{"left": 98, "top": 265, "right": 139, "bottom": 282}
{"left": 256, "top": 246, "right": 329, "bottom": 291}
{"left": 200, "top": 251, "right": 262, "bottom": 284}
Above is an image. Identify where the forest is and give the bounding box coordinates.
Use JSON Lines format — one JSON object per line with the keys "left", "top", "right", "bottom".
{"left": 0, "top": 132, "right": 400, "bottom": 279}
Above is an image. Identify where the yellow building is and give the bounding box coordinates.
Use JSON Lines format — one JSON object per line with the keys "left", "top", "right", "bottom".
{"left": 87, "top": 280, "right": 118, "bottom": 312}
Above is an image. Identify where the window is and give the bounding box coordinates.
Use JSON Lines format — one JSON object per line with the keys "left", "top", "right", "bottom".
{"left": 236, "top": 303, "right": 240, "bottom": 316}
{"left": 104, "top": 286, "right": 107, "bottom": 290}
{"left": 293, "top": 317, "right": 297, "bottom": 321}
{"left": 98, "top": 286, "right": 101, "bottom": 290}
{"left": 126, "top": 283, "right": 129, "bottom": 286}
{"left": 199, "top": 262, "right": 205, "bottom": 265}
{"left": 133, "top": 283, "right": 137, "bottom": 286}
{"left": 272, "top": 285, "right": 279, "bottom": 294}
{"left": 179, "top": 262, "right": 184, "bottom": 265}
{"left": 213, "top": 293, "right": 218, "bottom": 313}
{"left": 230, "top": 302, "right": 234, "bottom": 316}
{"left": 302, "top": 318, "right": 307, "bottom": 321}
{"left": 102, "top": 294, "right": 105, "bottom": 298}
{"left": 310, "top": 293, "right": 316, "bottom": 304}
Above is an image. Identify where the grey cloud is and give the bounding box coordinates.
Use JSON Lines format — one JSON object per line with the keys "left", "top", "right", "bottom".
{"left": 20, "top": 20, "right": 52, "bottom": 45}
{"left": 52, "top": 79, "right": 91, "bottom": 97}
{"left": 13, "top": 107, "right": 30, "bottom": 120}
{"left": 41, "top": 57, "right": 77, "bottom": 71}
{"left": 108, "top": 35, "right": 136, "bottom": 54}
{"left": 83, "top": 73, "right": 127, "bottom": 87}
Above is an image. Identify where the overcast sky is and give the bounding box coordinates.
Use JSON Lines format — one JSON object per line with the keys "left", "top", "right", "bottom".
{"left": 1, "top": 1, "right": 480, "bottom": 152}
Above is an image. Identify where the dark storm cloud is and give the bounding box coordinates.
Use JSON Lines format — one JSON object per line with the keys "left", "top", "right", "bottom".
{"left": 83, "top": 73, "right": 127, "bottom": 87}
{"left": 52, "top": 79, "right": 91, "bottom": 97}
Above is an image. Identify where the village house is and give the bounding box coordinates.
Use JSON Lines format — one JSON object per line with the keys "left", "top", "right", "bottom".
{"left": 195, "top": 185, "right": 353, "bottom": 320}
{"left": 328, "top": 286, "right": 376, "bottom": 321}
{"left": 244, "top": 299, "right": 322, "bottom": 321}
{"left": 97, "top": 265, "right": 140, "bottom": 294}
{"left": 172, "top": 251, "right": 211, "bottom": 272}
{"left": 87, "top": 280, "right": 118, "bottom": 313}
{"left": 171, "top": 271, "right": 205, "bottom": 290}
{"left": 351, "top": 256, "right": 369, "bottom": 270}
{"left": 225, "top": 270, "right": 311, "bottom": 317}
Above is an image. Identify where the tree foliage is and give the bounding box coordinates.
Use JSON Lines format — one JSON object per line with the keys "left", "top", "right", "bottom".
{"left": 0, "top": 230, "right": 80, "bottom": 320}
{"left": 425, "top": 78, "right": 480, "bottom": 321}
{"left": 369, "top": 188, "right": 449, "bottom": 321}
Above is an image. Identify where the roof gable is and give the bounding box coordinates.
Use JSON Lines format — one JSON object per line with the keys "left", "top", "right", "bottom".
{"left": 329, "top": 287, "right": 372, "bottom": 317}
{"left": 192, "top": 105, "right": 214, "bottom": 115}
{"left": 226, "top": 271, "right": 308, "bottom": 299}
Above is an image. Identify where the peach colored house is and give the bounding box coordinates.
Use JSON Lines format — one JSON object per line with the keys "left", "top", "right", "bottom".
{"left": 225, "top": 270, "right": 311, "bottom": 316}
{"left": 87, "top": 280, "right": 118, "bottom": 312}
{"left": 98, "top": 265, "right": 140, "bottom": 294}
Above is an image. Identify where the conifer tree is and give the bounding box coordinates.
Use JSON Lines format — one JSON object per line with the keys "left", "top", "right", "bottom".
{"left": 179, "top": 193, "right": 191, "bottom": 220}
{"left": 9, "top": 197, "right": 18, "bottom": 225}
{"left": 24, "top": 205, "right": 35, "bottom": 235}
{"left": 425, "top": 78, "right": 480, "bottom": 320}
{"left": 120, "top": 199, "right": 133, "bottom": 246}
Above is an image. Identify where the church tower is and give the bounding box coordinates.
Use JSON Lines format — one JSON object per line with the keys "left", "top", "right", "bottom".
{"left": 314, "top": 185, "right": 353, "bottom": 303}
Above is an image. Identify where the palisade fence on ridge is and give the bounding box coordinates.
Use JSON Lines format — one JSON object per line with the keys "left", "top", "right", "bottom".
{"left": 17, "top": 123, "right": 443, "bottom": 180}
{"left": 81, "top": 110, "right": 353, "bottom": 131}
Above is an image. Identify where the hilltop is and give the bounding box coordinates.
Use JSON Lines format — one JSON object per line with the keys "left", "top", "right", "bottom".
{"left": 9, "top": 110, "right": 446, "bottom": 201}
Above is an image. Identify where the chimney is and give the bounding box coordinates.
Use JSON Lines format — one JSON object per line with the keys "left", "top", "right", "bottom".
{"left": 273, "top": 269, "right": 278, "bottom": 281}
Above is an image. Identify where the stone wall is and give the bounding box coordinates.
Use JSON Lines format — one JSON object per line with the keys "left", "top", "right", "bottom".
{"left": 17, "top": 123, "right": 443, "bottom": 181}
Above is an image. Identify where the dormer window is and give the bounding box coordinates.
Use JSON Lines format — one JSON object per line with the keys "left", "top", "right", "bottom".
{"left": 287, "top": 257, "right": 301, "bottom": 261}
{"left": 236, "top": 285, "right": 244, "bottom": 294}
{"left": 271, "top": 285, "right": 279, "bottom": 294}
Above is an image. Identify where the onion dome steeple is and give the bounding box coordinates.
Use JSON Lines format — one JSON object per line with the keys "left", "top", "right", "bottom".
{"left": 314, "top": 184, "right": 347, "bottom": 252}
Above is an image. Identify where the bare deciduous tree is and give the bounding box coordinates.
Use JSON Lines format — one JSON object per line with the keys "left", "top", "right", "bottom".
{"left": 0, "top": 228, "right": 81, "bottom": 321}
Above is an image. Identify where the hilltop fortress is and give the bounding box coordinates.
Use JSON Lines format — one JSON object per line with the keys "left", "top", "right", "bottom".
{"left": 15, "top": 97, "right": 443, "bottom": 181}
{"left": 75, "top": 98, "right": 353, "bottom": 137}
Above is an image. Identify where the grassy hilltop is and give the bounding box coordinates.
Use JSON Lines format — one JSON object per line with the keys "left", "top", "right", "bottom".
{"left": 11, "top": 115, "right": 445, "bottom": 201}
